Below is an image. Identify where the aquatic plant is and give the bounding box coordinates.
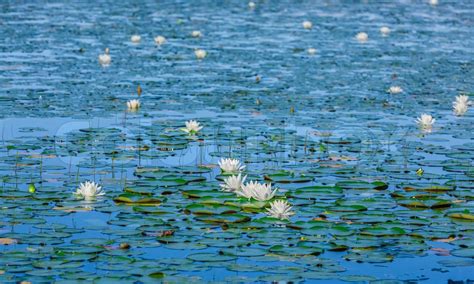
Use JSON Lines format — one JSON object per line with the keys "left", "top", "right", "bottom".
{"left": 194, "top": 49, "right": 207, "bottom": 59}
{"left": 127, "top": 99, "right": 141, "bottom": 111}
{"left": 75, "top": 181, "right": 105, "bottom": 200}
{"left": 266, "top": 200, "right": 295, "bottom": 220}
{"left": 302, "top": 20, "right": 312, "bottom": 29}
{"left": 218, "top": 158, "right": 245, "bottom": 173}
{"left": 416, "top": 113, "right": 435, "bottom": 130}
{"left": 356, "top": 32, "right": 368, "bottom": 42}
{"left": 131, "top": 34, "right": 141, "bottom": 43}
{"left": 182, "top": 120, "right": 203, "bottom": 134}
{"left": 220, "top": 173, "right": 246, "bottom": 192}
{"left": 98, "top": 48, "right": 111, "bottom": 66}
{"left": 154, "top": 35, "right": 166, "bottom": 45}
{"left": 237, "top": 180, "right": 277, "bottom": 201}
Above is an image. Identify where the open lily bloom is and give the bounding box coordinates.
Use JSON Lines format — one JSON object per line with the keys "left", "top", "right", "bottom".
{"left": 455, "top": 95, "right": 470, "bottom": 105}
{"left": 127, "top": 99, "right": 140, "bottom": 111}
{"left": 416, "top": 113, "right": 435, "bottom": 129}
{"left": 302, "top": 20, "right": 312, "bottom": 29}
{"left": 453, "top": 101, "right": 468, "bottom": 116}
{"left": 98, "top": 48, "right": 111, "bottom": 66}
{"left": 356, "top": 32, "right": 368, "bottom": 42}
{"left": 250, "top": 182, "right": 277, "bottom": 201}
{"left": 237, "top": 180, "right": 277, "bottom": 201}
{"left": 75, "top": 181, "right": 105, "bottom": 200}
{"left": 380, "top": 26, "right": 390, "bottom": 36}
{"left": 182, "top": 120, "right": 203, "bottom": 134}
{"left": 235, "top": 180, "right": 256, "bottom": 199}
{"left": 194, "top": 49, "right": 207, "bottom": 59}
{"left": 154, "top": 35, "right": 166, "bottom": 45}
{"left": 389, "top": 86, "right": 403, "bottom": 94}
{"left": 131, "top": 34, "right": 141, "bottom": 43}
{"left": 218, "top": 158, "right": 245, "bottom": 173}
{"left": 191, "top": 30, "right": 202, "bottom": 38}
{"left": 266, "top": 200, "right": 295, "bottom": 220}
{"left": 220, "top": 174, "right": 246, "bottom": 192}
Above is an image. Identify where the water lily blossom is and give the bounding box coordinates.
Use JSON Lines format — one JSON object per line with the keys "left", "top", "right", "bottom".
{"left": 266, "top": 200, "right": 295, "bottom": 220}
{"left": 453, "top": 101, "right": 468, "bottom": 116}
{"left": 98, "top": 48, "right": 111, "bottom": 66}
{"left": 195, "top": 49, "right": 207, "bottom": 59}
{"left": 389, "top": 86, "right": 403, "bottom": 94}
{"left": 237, "top": 180, "right": 277, "bottom": 201}
{"left": 307, "top": 48, "right": 317, "bottom": 55}
{"left": 430, "top": 0, "right": 438, "bottom": 6}
{"left": 218, "top": 158, "right": 245, "bottom": 173}
{"left": 416, "top": 113, "right": 435, "bottom": 130}
{"left": 154, "top": 35, "right": 166, "bottom": 45}
{"left": 356, "top": 32, "right": 368, "bottom": 42}
{"left": 75, "top": 181, "right": 105, "bottom": 200}
{"left": 191, "top": 30, "right": 202, "bottom": 38}
{"left": 302, "top": 20, "right": 313, "bottom": 29}
{"left": 250, "top": 182, "right": 278, "bottom": 202}
{"left": 455, "top": 95, "right": 470, "bottom": 105}
{"left": 453, "top": 96, "right": 469, "bottom": 116}
{"left": 127, "top": 99, "right": 140, "bottom": 111}
{"left": 380, "top": 26, "right": 390, "bottom": 36}
{"left": 248, "top": 1, "right": 256, "bottom": 8}
{"left": 236, "top": 181, "right": 256, "bottom": 199}
{"left": 220, "top": 174, "right": 247, "bottom": 192}
{"left": 182, "top": 120, "right": 203, "bottom": 134}
{"left": 131, "top": 35, "right": 141, "bottom": 43}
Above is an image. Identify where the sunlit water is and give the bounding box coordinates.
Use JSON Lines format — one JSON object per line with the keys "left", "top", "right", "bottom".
{"left": 0, "top": 1, "right": 473, "bottom": 283}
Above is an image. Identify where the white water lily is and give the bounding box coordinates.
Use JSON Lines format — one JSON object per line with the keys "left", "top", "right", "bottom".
{"left": 248, "top": 1, "right": 256, "bottom": 8}
{"left": 356, "top": 32, "right": 368, "bottom": 42}
{"left": 251, "top": 182, "right": 278, "bottom": 201}
{"left": 98, "top": 48, "right": 111, "bottom": 66}
{"left": 237, "top": 180, "right": 277, "bottom": 201}
{"left": 75, "top": 181, "right": 105, "bottom": 200}
{"left": 218, "top": 158, "right": 245, "bottom": 173}
{"left": 302, "top": 20, "right": 313, "bottom": 29}
{"left": 455, "top": 95, "right": 470, "bottom": 105}
{"left": 416, "top": 113, "right": 435, "bottom": 129}
{"left": 266, "top": 200, "right": 295, "bottom": 220}
{"left": 182, "top": 120, "right": 203, "bottom": 134}
{"left": 307, "top": 48, "right": 317, "bottom": 55}
{"left": 127, "top": 99, "right": 140, "bottom": 111}
{"left": 154, "top": 35, "right": 166, "bottom": 45}
{"left": 380, "top": 26, "right": 390, "bottom": 36}
{"left": 220, "top": 174, "right": 247, "bottom": 192}
{"left": 430, "top": 0, "right": 438, "bottom": 6}
{"left": 453, "top": 101, "right": 468, "bottom": 116}
{"left": 235, "top": 180, "right": 255, "bottom": 199}
{"left": 389, "top": 86, "right": 403, "bottom": 94}
{"left": 131, "top": 35, "right": 141, "bottom": 43}
{"left": 195, "top": 49, "right": 207, "bottom": 59}
{"left": 191, "top": 30, "right": 202, "bottom": 38}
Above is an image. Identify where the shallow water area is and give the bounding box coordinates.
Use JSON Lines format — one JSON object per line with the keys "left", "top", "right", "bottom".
{"left": 0, "top": 0, "right": 474, "bottom": 283}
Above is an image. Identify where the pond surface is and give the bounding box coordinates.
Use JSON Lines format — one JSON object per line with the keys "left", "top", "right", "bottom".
{"left": 1, "top": 0, "right": 474, "bottom": 283}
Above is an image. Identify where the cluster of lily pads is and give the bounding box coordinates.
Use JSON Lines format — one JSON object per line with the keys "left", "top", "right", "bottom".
{"left": 73, "top": 154, "right": 296, "bottom": 221}
{"left": 218, "top": 158, "right": 295, "bottom": 220}
{"left": 72, "top": 120, "right": 205, "bottom": 200}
